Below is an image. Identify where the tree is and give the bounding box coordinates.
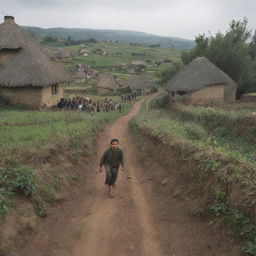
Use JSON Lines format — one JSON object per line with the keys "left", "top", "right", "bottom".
{"left": 226, "top": 18, "right": 251, "bottom": 43}
{"left": 249, "top": 30, "right": 256, "bottom": 60}
{"left": 158, "top": 61, "right": 184, "bottom": 85}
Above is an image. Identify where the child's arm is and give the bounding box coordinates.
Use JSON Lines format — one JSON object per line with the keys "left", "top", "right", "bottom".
{"left": 99, "top": 150, "right": 107, "bottom": 172}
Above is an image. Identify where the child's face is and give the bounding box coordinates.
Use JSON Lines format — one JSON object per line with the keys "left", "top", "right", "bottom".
{"left": 111, "top": 142, "right": 119, "bottom": 151}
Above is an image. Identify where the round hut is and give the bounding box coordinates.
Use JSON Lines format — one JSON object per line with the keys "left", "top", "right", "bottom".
{"left": 94, "top": 73, "right": 120, "bottom": 94}
{"left": 166, "top": 57, "right": 237, "bottom": 105}
{"left": 0, "top": 16, "right": 72, "bottom": 108}
{"left": 122, "top": 73, "right": 156, "bottom": 95}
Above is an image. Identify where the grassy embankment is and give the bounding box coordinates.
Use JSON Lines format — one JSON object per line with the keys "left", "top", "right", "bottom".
{"left": 0, "top": 102, "right": 131, "bottom": 219}
{"left": 129, "top": 99, "right": 256, "bottom": 254}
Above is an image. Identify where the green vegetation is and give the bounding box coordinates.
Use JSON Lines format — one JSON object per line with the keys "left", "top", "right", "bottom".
{"left": 210, "top": 190, "right": 256, "bottom": 255}
{"left": 0, "top": 102, "right": 131, "bottom": 217}
{"left": 130, "top": 99, "right": 256, "bottom": 254}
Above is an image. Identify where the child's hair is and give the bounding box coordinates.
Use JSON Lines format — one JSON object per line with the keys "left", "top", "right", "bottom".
{"left": 110, "top": 138, "right": 119, "bottom": 144}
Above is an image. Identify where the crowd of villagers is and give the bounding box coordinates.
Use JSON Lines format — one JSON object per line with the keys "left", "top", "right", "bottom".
{"left": 121, "top": 91, "right": 138, "bottom": 102}
{"left": 56, "top": 96, "right": 123, "bottom": 113}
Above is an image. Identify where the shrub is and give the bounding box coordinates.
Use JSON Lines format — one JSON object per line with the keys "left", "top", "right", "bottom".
{"left": 0, "top": 192, "right": 11, "bottom": 217}
{"left": 149, "top": 94, "right": 170, "bottom": 109}
{"left": 150, "top": 87, "right": 158, "bottom": 93}
{"left": 12, "top": 165, "right": 37, "bottom": 197}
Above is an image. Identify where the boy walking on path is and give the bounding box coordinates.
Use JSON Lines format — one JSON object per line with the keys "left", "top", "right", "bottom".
{"left": 99, "top": 139, "right": 124, "bottom": 198}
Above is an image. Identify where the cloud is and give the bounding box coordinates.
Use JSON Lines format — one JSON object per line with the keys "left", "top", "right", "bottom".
{"left": 0, "top": 0, "right": 255, "bottom": 40}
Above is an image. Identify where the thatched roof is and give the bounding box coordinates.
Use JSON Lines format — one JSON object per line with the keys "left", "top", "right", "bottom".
{"left": 166, "top": 57, "right": 237, "bottom": 92}
{"left": 131, "top": 60, "right": 147, "bottom": 67}
{"left": 0, "top": 16, "right": 72, "bottom": 87}
{"left": 75, "top": 69, "right": 87, "bottom": 79}
{"left": 56, "top": 48, "right": 71, "bottom": 58}
{"left": 95, "top": 73, "right": 120, "bottom": 90}
{"left": 122, "top": 74, "right": 156, "bottom": 90}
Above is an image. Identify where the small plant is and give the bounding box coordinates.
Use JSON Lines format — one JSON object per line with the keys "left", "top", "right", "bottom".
{"left": 0, "top": 193, "right": 11, "bottom": 217}
{"left": 209, "top": 190, "right": 227, "bottom": 216}
{"left": 12, "top": 165, "right": 37, "bottom": 197}
{"left": 210, "top": 190, "right": 256, "bottom": 255}
{"left": 199, "top": 159, "right": 221, "bottom": 174}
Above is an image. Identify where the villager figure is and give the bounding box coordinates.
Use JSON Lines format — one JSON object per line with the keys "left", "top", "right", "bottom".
{"left": 99, "top": 139, "right": 124, "bottom": 198}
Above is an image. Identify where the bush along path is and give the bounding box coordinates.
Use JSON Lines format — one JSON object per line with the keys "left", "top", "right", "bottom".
{"left": 1, "top": 98, "right": 249, "bottom": 255}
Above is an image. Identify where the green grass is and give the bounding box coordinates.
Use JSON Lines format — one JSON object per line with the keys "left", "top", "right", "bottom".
{"left": 0, "top": 101, "right": 132, "bottom": 217}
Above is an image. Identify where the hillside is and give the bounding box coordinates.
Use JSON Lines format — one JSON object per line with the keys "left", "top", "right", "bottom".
{"left": 23, "top": 26, "right": 194, "bottom": 50}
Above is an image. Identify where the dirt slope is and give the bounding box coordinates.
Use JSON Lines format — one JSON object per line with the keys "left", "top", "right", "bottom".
{"left": 8, "top": 100, "right": 243, "bottom": 256}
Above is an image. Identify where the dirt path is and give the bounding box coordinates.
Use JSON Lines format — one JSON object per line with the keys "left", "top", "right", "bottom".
{"left": 71, "top": 100, "right": 161, "bottom": 256}
{"left": 16, "top": 99, "right": 243, "bottom": 256}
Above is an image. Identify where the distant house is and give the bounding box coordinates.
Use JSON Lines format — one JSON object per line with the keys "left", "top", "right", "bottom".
{"left": 166, "top": 57, "right": 237, "bottom": 105}
{"left": 94, "top": 73, "right": 120, "bottom": 94}
{"left": 75, "top": 64, "right": 96, "bottom": 83}
{"left": 93, "top": 48, "right": 108, "bottom": 56}
{"left": 113, "top": 61, "right": 128, "bottom": 71}
{"left": 122, "top": 74, "right": 156, "bottom": 95}
{"left": 131, "top": 60, "right": 147, "bottom": 67}
{"left": 0, "top": 16, "right": 72, "bottom": 108}
{"left": 55, "top": 48, "right": 71, "bottom": 61}
{"left": 78, "top": 49, "right": 90, "bottom": 56}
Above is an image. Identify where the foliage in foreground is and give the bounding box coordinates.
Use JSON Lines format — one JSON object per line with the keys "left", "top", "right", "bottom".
{"left": 210, "top": 190, "right": 256, "bottom": 255}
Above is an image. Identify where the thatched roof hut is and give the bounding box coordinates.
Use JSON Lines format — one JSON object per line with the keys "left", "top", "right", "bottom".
{"left": 166, "top": 57, "right": 237, "bottom": 104}
{"left": 75, "top": 64, "right": 96, "bottom": 83}
{"left": 122, "top": 74, "right": 156, "bottom": 95}
{"left": 0, "top": 16, "right": 72, "bottom": 107}
{"left": 94, "top": 73, "right": 120, "bottom": 94}
{"left": 131, "top": 60, "right": 147, "bottom": 67}
{"left": 113, "top": 61, "right": 128, "bottom": 71}
{"left": 55, "top": 48, "right": 71, "bottom": 61}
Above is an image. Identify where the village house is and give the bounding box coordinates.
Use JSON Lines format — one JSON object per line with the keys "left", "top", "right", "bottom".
{"left": 122, "top": 73, "right": 156, "bottom": 95}
{"left": 78, "top": 49, "right": 90, "bottom": 56}
{"left": 0, "top": 16, "right": 72, "bottom": 108}
{"left": 93, "top": 48, "right": 108, "bottom": 56}
{"left": 166, "top": 57, "right": 237, "bottom": 105}
{"left": 131, "top": 60, "right": 147, "bottom": 68}
{"left": 75, "top": 64, "right": 96, "bottom": 83}
{"left": 93, "top": 73, "right": 120, "bottom": 94}
{"left": 113, "top": 61, "right": 128, "bottom": 72}
{"left": 55, "top": 48, "right": 72, "bottom": 61}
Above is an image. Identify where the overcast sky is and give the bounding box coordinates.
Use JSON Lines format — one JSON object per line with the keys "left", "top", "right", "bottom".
{"left": 1, "top": 0, "right": 256, "bottom": 40}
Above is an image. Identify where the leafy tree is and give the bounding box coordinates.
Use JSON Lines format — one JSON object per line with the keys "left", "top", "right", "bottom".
{"left": 86, "top": 38, "right": 97, "bottom": 43}
{"left": 158, "top": 61, "right": 184, "bottom": 85}
{"left": 42, "top": 36, "right": 58, "bottom": 43}
{"left": 226, "top": 18, "right": 251, "bottom": 43}
{"left": 249, "top": 30, "right": 256, "bottom": 60}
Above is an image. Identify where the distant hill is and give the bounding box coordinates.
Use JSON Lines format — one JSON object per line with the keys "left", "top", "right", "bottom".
{"left": 23, "top": 26, "right": 194, "bottom": 50}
